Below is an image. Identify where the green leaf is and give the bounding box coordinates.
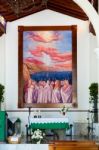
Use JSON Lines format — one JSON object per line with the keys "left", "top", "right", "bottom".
{"left": 0, "top": 83, "right": 5, "bottom": 103}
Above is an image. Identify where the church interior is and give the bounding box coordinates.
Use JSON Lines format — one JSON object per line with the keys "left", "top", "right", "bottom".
{"left": 0, "top": 0, "right": 99, "bottom": 149}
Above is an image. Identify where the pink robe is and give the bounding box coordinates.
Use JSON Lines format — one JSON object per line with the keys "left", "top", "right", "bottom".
{"left": 37, "top": 86, "right": 44, "bottom": 103}
{"left": 37, "top": 83, "right": 52, "bottom": 103}
{"left": 61, "top": 85, "right": 72, "bottom": 103}
{"left": 42, "top": 83, "right": 53, "bottom": 103}
{"left": 52, "top": 88, "right": 61, "bottom": 103}
{"left": 32, "top": 86, "right": 39, "bottom": 103}
{"left": 25, "top": 85, "right": 34, "bottom": 103}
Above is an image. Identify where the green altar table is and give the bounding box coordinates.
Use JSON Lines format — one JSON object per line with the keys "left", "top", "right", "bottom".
{"left": 28, "top": 118, "right": 69, "bottom": 140}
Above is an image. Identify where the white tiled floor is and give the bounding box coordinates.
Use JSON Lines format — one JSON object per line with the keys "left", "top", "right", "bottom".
{"left": 0, "top": 144, "right": 48, "bottom": 150}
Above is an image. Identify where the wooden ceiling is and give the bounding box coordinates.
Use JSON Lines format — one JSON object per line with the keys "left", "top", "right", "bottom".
{"left": 0, "top": 0, "right": 98, "bottom": 36}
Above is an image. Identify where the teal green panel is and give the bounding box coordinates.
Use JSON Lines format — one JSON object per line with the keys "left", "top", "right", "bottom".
{"left": 30, "top": 123, "right": 69, "bottom": 130}
{"left": 0, "top": 111, "right": 6, "bottom": 141}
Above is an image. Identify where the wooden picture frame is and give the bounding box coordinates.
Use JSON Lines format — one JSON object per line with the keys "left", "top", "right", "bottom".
{"left": 18, "top": 25, "right": 77, "bottom": 108}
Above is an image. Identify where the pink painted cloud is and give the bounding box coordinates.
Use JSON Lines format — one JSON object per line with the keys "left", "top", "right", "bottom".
{"left": 27, "top": 31, "right": 62, "bottom": 43}
{"left": 24, "top": 46, "right": 72, "bottom": 72}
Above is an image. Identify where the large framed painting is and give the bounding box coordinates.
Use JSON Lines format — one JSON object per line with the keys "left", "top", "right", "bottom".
{"left": 18, "top": 26, "right": 77, "bottom": 108}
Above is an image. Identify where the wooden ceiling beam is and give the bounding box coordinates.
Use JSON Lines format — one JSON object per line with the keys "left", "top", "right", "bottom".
{"left": 0, "top": 0, "right": 98, "bottom": 22}
{"left": 48, "top": 0, "right": 88, "bottom": 20}
{"left": 0, "top": 0, "right": 98, "bottom": 36}
{"left": 7, "top": 6, "right": 46, "bottom": 22}
{"left": 0, "top": 30, "right": 4, "bottom": 36}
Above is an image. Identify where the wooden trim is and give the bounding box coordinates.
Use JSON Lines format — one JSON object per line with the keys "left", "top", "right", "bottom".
{"left": 18, "top": 27, "right": 24, "bottom": 108}
{"left": 6, "top": 109, "right": 91, "bottom": 112}
{"left": 72, "top": 26, "right": 77, "bottom": 107}
{"left": 18, "top": 26, "right": 76, "bottom": 31}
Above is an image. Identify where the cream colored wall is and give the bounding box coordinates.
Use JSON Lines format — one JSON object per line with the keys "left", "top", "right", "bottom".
{"left": 0, "top": 9, "right": 97, "bottom": 132}
{"left": 89, "top": 33, "right": 98, "bottom": 82}
{"left": 73, "top": 0, "right": 99, "bottom": 112}
{"left": 5, "top": 10, "right": 90, "bottom": 110}
{"left": 0, "top": 34, "right": 6, "bottom": 110}
{"left": 0, "top": 34, "right": 5, "bottom": 84}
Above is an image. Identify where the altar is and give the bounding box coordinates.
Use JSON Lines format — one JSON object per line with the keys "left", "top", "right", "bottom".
{"left": 26, "top": 118, "right": 70, "bottom": 141}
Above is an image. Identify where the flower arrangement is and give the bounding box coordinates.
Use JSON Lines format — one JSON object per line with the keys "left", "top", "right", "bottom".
{"left": 31, "top": 129, "right": 45, "bottom": 144}
{"left": 60, "top": 105, "right": 70, "bottom": 115}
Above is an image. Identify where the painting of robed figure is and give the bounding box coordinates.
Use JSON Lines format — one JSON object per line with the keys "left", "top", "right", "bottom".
{"left": 18, "top": 26, "right": 77, "bottom": 108}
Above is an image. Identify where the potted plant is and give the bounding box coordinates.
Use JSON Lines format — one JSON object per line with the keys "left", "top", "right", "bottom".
{"left": 0, "top": 83, "right": 5, "bottom": 110}
{"left": 89, "top": 83, "right": 98, "bottom": 122}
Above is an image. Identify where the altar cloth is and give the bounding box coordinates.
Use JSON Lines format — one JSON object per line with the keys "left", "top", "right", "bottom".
{"left": 29, "top": 118, "right": 69, "bottom": 130}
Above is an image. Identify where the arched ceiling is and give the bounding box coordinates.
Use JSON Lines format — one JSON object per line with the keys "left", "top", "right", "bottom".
{"left": 0, "top": 0, "right": 98, "bottom": 36}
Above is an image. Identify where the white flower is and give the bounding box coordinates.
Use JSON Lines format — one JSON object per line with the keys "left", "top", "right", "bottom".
{"left": 31, "top": 129, "right": 45, "bottom": 140}
{"left": 60, "top": 105, "right": 70, "bottom": 115}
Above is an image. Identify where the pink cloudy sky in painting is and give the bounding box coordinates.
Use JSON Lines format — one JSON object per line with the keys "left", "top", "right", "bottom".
{"left": 27, "top": 31, "right": 62, "bottom": 43}
{"left": 23, "top": 30, "right": 72, "bottom": 72}
{"left": 24, "top": 46, "right": 72, "bottom": 71}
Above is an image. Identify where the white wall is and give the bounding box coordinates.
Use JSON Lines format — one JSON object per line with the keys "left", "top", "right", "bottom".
{"left": 89, "top": 33, "right": 98, "bottom": 82}
{"left": 2, "top": 9, "right": 97, "bottom": 132}
{"left": 0, "top": 34, "right": 6, "bottom": 110}
{"left": 0, "top": 34, "right": 5, "bottom": 84}
{"left": 5, "top": 9, "right": 90, "bottom": 110}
